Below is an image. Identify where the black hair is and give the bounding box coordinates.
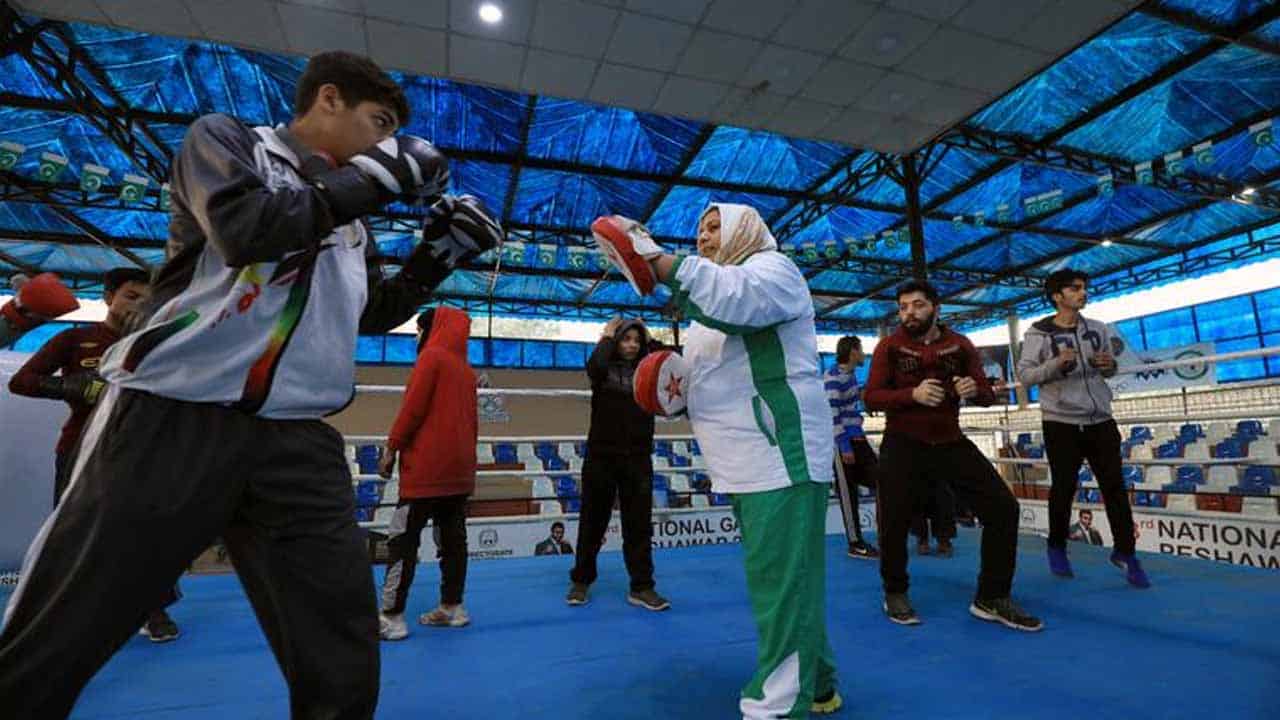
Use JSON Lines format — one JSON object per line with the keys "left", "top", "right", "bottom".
{"left": 294, "top": 51, "right": 410, "bottom": 127}
{"left": 551, "top": 521, "right": 565, "bottom": 532}
{"left": 835, "top": 335, "right": 861, "bottom": 364}
{"left": 103, "top": 267, "right": 150, "bottom": 294}
{"left": 1044, "top": 268, "right": 1088, "bottom": 305}
{"left": 895, "top": 279, "right": 940, "bottom": 305}
{"left": 1079, "top": 508, "right": 1093, "bottom": 518}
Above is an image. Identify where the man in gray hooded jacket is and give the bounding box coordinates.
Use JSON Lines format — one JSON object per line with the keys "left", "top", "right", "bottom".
{"left": 1017, "top": 269, "right": 1149, "bottom": 588}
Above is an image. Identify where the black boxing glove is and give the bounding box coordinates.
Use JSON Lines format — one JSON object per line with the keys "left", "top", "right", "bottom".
{"left": 312, "top": 135, "right": 451, "bottom": 226}
{"left": 400, "top": 194, "right": 504, "bottom": 291}
{"left": 36, "top": 371, "right": 106, "bottom": 406}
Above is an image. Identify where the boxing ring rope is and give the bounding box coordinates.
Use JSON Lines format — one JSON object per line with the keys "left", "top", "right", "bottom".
{"left": 343, "top": 346, "right": 1280, "bottom": 527}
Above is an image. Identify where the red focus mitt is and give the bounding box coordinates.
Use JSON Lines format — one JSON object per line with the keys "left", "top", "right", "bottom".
{"left": 2, "top": 272, "right": 79, "bottom": 332}
{"left": 633, "top": 349, "right": 690, "bottom": 417}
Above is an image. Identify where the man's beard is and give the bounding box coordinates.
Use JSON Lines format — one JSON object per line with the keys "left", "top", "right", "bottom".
{"left": 902, "top": 309, "right": 937, "bottom": 338}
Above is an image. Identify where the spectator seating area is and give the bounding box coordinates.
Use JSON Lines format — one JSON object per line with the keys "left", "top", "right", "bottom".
{"left": 1010, "top": 419, "right": 1280, "bottom": 513}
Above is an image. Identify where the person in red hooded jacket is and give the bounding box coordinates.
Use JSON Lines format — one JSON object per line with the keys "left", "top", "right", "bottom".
{"left": 375, "top": 306, "right": 477, "bottom": 640}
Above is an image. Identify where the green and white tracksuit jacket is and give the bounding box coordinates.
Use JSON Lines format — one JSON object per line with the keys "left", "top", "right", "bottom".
{"left": 666, "top": 249, "right": 834, "bottom": 494}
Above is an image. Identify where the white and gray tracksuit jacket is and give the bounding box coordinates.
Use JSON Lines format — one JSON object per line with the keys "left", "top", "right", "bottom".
{"left": 1016, "top": 315, "right": 1122, "bottom": 426}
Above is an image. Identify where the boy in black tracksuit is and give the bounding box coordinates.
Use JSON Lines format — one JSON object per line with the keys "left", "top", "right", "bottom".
{"left": 567, "top": 317, "right": 669, "bottom": 611}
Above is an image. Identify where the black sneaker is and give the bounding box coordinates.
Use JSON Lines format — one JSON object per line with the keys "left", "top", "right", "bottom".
{"left": 566, "top": 582, "right": 589, "bottom": 606}
{"left": 882, "top": 593, "right": 920, "bottom": 626}
{"left": 140, "top": 610, "right": 180, "bottom": 643}
{"left": 969, "top": 597, "right": 1043, "bottom": 632}
{"left": 936, "top": 539, "right": 954, "bottom": 558}
{"left": 847, "top": 540, "right": 879, "bottom": 559}
{"left": 627, "top": 588, "right": 671, "bottom": 611}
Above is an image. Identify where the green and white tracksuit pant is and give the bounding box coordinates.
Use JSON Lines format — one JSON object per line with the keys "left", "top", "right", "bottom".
{"left": 732, "top": 481, "right": 837, "bottom": 719}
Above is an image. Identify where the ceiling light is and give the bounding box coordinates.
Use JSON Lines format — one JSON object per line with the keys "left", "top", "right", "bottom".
{"left": 1241, "top": 186, "right": 1257, "bottom": 196}
{"left": 478, "top": 3, "right": 503, "bottom": 24}
{"left": 1100, "top": 239, "right": 1114, "bottom": 247}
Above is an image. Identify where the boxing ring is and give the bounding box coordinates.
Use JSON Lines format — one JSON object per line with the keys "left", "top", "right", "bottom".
{"left": 2, "top": 347, "right": 1279, "bottom": 719}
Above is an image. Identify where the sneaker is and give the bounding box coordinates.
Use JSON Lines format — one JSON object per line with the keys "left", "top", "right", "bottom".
{"left": 379, "top": 612, "right": 408, "bottom": 641}
{"left": 1110, "top": 552, "right": 1151, "bottom": 588}
{"left": 811, "top": 689, "right": 843, "bottom": 714}
{"left": 936, "top": 539, "right": 954, "bottom": 558}
{"left": 627, "top": 588, "right": 671, "bottom": 611}
{"left": 139, "top": 610, "right": 180, "bottom": 643}
{"left": 419, "top": 604, "right": 470, "bottom": 627}
{"left": 882, "top": 593, "right": 921, "bottom": 626}
{"left": 566, "top": 582, "right": 589, "bottom": 606}
{"left": 1047, "top": 546, "right": 1074, "bottom": 577}
{"left": 969, "top": 597, "right": 1044, "bottom": 632}
{"left": 916, "top": 541, "right": 932, "bottom": 556}
{"left": 847, "top": 540, "right": 880, "bottom": 559}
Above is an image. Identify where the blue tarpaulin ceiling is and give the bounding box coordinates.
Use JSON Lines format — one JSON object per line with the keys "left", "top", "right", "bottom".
{"left": 1, "top": 0, "right": 1279, "bottom": 331}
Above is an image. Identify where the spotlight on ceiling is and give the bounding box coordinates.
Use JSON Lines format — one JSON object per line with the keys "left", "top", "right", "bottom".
{"left": 1100, "top": 239, "right": 1114, "bottom": 247}
{"left": 479, "top": 3, "right": 503, "bottom": 24}
{"left": 1241, "top": 186, "right": 1257, "bottom": 196}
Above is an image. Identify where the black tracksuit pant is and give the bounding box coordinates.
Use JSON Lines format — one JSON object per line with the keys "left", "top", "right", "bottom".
{"left": 1044, "top": 419, "right": 1135, "bottom": 555}
{"left": 911, "top": 479, "right": 957, "bottom": 543}
{"left": 833, "top": 437, "right": 878, "bottom": 543}
{"left": 570, "top": 451, "right": 655, "bottom": 592}
{"left": 0, "top": 387, "right": 378, "bottom": 720}
{"left": 878, "top": 432, "right": 1020, "bottom": 602}
{"left": 380, "top": 494, "right": 469, "bottom": 612}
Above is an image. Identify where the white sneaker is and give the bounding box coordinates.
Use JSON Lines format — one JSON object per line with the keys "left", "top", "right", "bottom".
{"left": 379, "top": 612, "right": 408, "bottom": 641}
{"left": 419, "top": 604, "right": 470, "bottom": 627}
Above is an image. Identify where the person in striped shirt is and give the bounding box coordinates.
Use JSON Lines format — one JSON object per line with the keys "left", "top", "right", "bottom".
{"left": 825, "top": 336, "right": 879, "bottom": 559}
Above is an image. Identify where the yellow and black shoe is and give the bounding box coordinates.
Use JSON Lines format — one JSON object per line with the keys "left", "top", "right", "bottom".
{"left": 812, "top": 689, "right": 843, "bottom": 714}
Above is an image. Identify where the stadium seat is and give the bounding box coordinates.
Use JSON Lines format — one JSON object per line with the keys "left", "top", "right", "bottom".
{"left": 566, "top": 499, "right": 581, "bottom": 513}
{"left": 1155, "top": 441, "right": 1184, "bottom": 459}
{"left": 531, "top": 477, "right": 555, "bottom": 500}
{"left": 1251, "top": 440, "right": 1279, "bottom": 460}
{"left": 1184, "top": 442, "right": 1211, "bottom": 460}
{"left": 539, "top": 501, "right": 561, "bottom": 515}
{"left": 558, "top": 442, "right": 577, "bottom": 460}
{"left": 1077, "top": 466, "right": 1094, "bottom": 486}
{"left": 534, "top": 441, "right": 557, "bottom": 461}
{"left": 654, "top": 440, "right": 673, "bottom": 457}
{"left": 1143, "top": 465, "right": 1173, "bottom": 488}
{"left": 653, "top": 474, "right": 670, "bottom": 492}
{"left": 1179, "top": 424, "right": 1204, "bottom": 442}
{"left": 542, "top": 456, "right": 568, "bottom": 471}
{"left": 1213, "top": 438, "right": 1246, "bottom": 459}
{"left": 653, "top": 455, "right": 670, "bottom": 470}
{"left": 1016, "top": 433, "right": 1033, "bottom": 447}
{"left": 1205, "top": 422, "right": 1232, "bottom": 443}
{"left": 516, "top": 443, "right": 539, "bottom": 463}
{"left": 688, "top": 439, "right": 702, "bottom": 456}
{"left": 1206, "top": 465, "right": 1239, "bottom": 490}
{"left": 653, "top": 488, "right": 670, "bottom": 508}
{"left": 691, "top": 494, "right": 710, "bottom": 508}
{"left": 1129, "top": 426, "right": 1153, "bottom": 443}
{"left": 1243, "top": 466, "right": 1278, "bottom": 487}
{"left": 1237, "top": 420, "right": 1265, "bottom": 438}
{"left": 355, "top": 444, "right": 381, "bottom": 474}
{"left": 493, "top": 443, "right": 519, "bottom": 465}
{"left": 1268, "top": 419, "right": 1280, "bottom": 438}
{"left": 1121, "top": 465, "right": 1142, "bottom": 488}
{"left": 669, "top": 476, "right": 691, "bottom": 493}
{"left": 669, "top": 454, "right": 691, "bottom": 467}
{"left": 1130, "top": 443, "right": 1154, "bottom": 460}
{"left": 553, "top": 475, "right": 578, "bottom": 497}
{"left": 710, "top": 493, "right": 731, "bottom": 506}
{"left": 476, "top": 443, "right": 496, "bottom": 465}
{"left": 574, "top": 441, "right": 588, "bottom": 458}
{"left": 1176, "top": 465, "right": 1205, "bottom": 485}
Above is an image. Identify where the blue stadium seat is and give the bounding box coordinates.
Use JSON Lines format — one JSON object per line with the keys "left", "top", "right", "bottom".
{"left": 692, "top": 472, "right": 712, "bottom": 492}
{"left": 1237, "top": 420, "right": 1264, "bottom": 438}
{"left": 1129, "top": 426, "right": 1153, "bottom": 443}
{"left": 653, "top": 489, "right": 670, "bottom": 508}
{"left": 1162, "top": 480, "right": 1198, "bottom": 493}
{"left": 493, "top": 443, "right": 519, "bottom": 464}
{"left": 574, "top": 441, "right": 588, "bottom": 458}
{"left": 1179, "top": 424, "right": 1204, "bottom": 442}
{"left": 652, "top": 474, "right": 670, "bottom": 491}
{"left": 654, "top": 440, "right": 673, "bottom": 457}
{"left": 553, "top": 475, "right": 578, "bottom": 496}
{"left": 1023, "top": 446, "right": 1044, "bottom": 459}
{"left": 1017, "top": 433, "right": 1033, "bottom": 447}
{"left": 1155, "top": 441, "right": 1184, "bottom": 459}
{"left": 355, "top": 444, "right": 381, "bottom": 474}
{"left": 566, "top": 499, "right": 581, "bottom": 513}
{"left": 542, "top": 457, "right": 568, "bottom": 471}
{"left": 1121, "top": 465, "right": 1142, "bottom": 487}
{"left": 1077, "top": 466, "right": 1093, "bottom": 485}
{"left": 669, "top": 454, "right": 691, "bottom": 467}
{"left": 1243, "top": 466, "right": 1277, "bottom": 487}
{"left": 710, "top": 493, "right": 731, "bottom": 506}
{"left": 1176, "top": 465, "right": 1205, "bottom": 485}
{"left": 688, "top": 440, "right": 701, "bottom": 455}
{"left": 534, "top": 441, "right": 557, "bottom": 461}
{"left": 355, "top": 479, "right": 382, "bottom": 508}
{"left": 1214, "top": 438, "right": 1245, "bottom": 459}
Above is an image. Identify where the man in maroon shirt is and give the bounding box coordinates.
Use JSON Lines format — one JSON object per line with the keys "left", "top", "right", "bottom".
{"left": 8, "top": 267, "right": 180, "bottom": 642}
{"left": 865, "top": 280, "right": 1042, "bottom": 632}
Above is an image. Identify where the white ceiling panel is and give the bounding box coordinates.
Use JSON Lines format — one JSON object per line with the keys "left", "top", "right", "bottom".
{"left": 530, "top": 0, "right": 619, "bottom": 58}
{"left": 625, "top": 0, "right": 708, "bottom": 25}
{"left": 277, "top": 3, "right": 368, "bottom": 55}
{"left": 363, "top": 0, "right": 448, "bottom": 29}
{"left": 185, "top": 0, "right": 287, "bottom": 51}
{"left": 367, "top": 20, "right": 447, "bottom": 76}
{"left": 652, "top": 75, "right": 729, "bottom": 119}
{"left": 740, "top": 44, "right": 824, "bottom": 97}
{"left": 801, "top": 58, "right": 884, "bottom": 107}
{"left": 771, "top": 0, "right": 876, "bottom": 55}
{"left": 449, "top": 34, "right": 525, "bottom": 88}
{"left": 676, "top": 29, "right": 762, "bottom": 84}
{"left": 588, "top": 62, "right": 665, "bottom": 109}
{"left": 701, "top": 0, "right": 795, "bottom": 39}
{"left": 839, "top": 7, "right": 939, "bottom": 69}
{"left": 605, "top": 12, "right": 693, "bottom": 72}
{"left": 520, "top": 49, "right": 599, "bottom": 98}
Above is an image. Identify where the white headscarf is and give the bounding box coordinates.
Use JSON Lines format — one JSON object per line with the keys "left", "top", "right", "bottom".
{"left": 698, "top": 203, "right": 777, "bottom": 266}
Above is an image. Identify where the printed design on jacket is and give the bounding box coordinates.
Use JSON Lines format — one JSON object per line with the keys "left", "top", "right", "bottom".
{"left": 235, "top": 246, "right": 331, "bottom": 413}
{"left": 121, "top": 309, "right": 200, "bottom": 373}
{"left": 936, "top": 345, "right": 965, "bottom": 376}
{"left": 895, "top": 346, "right": 922, "bottom": 374}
